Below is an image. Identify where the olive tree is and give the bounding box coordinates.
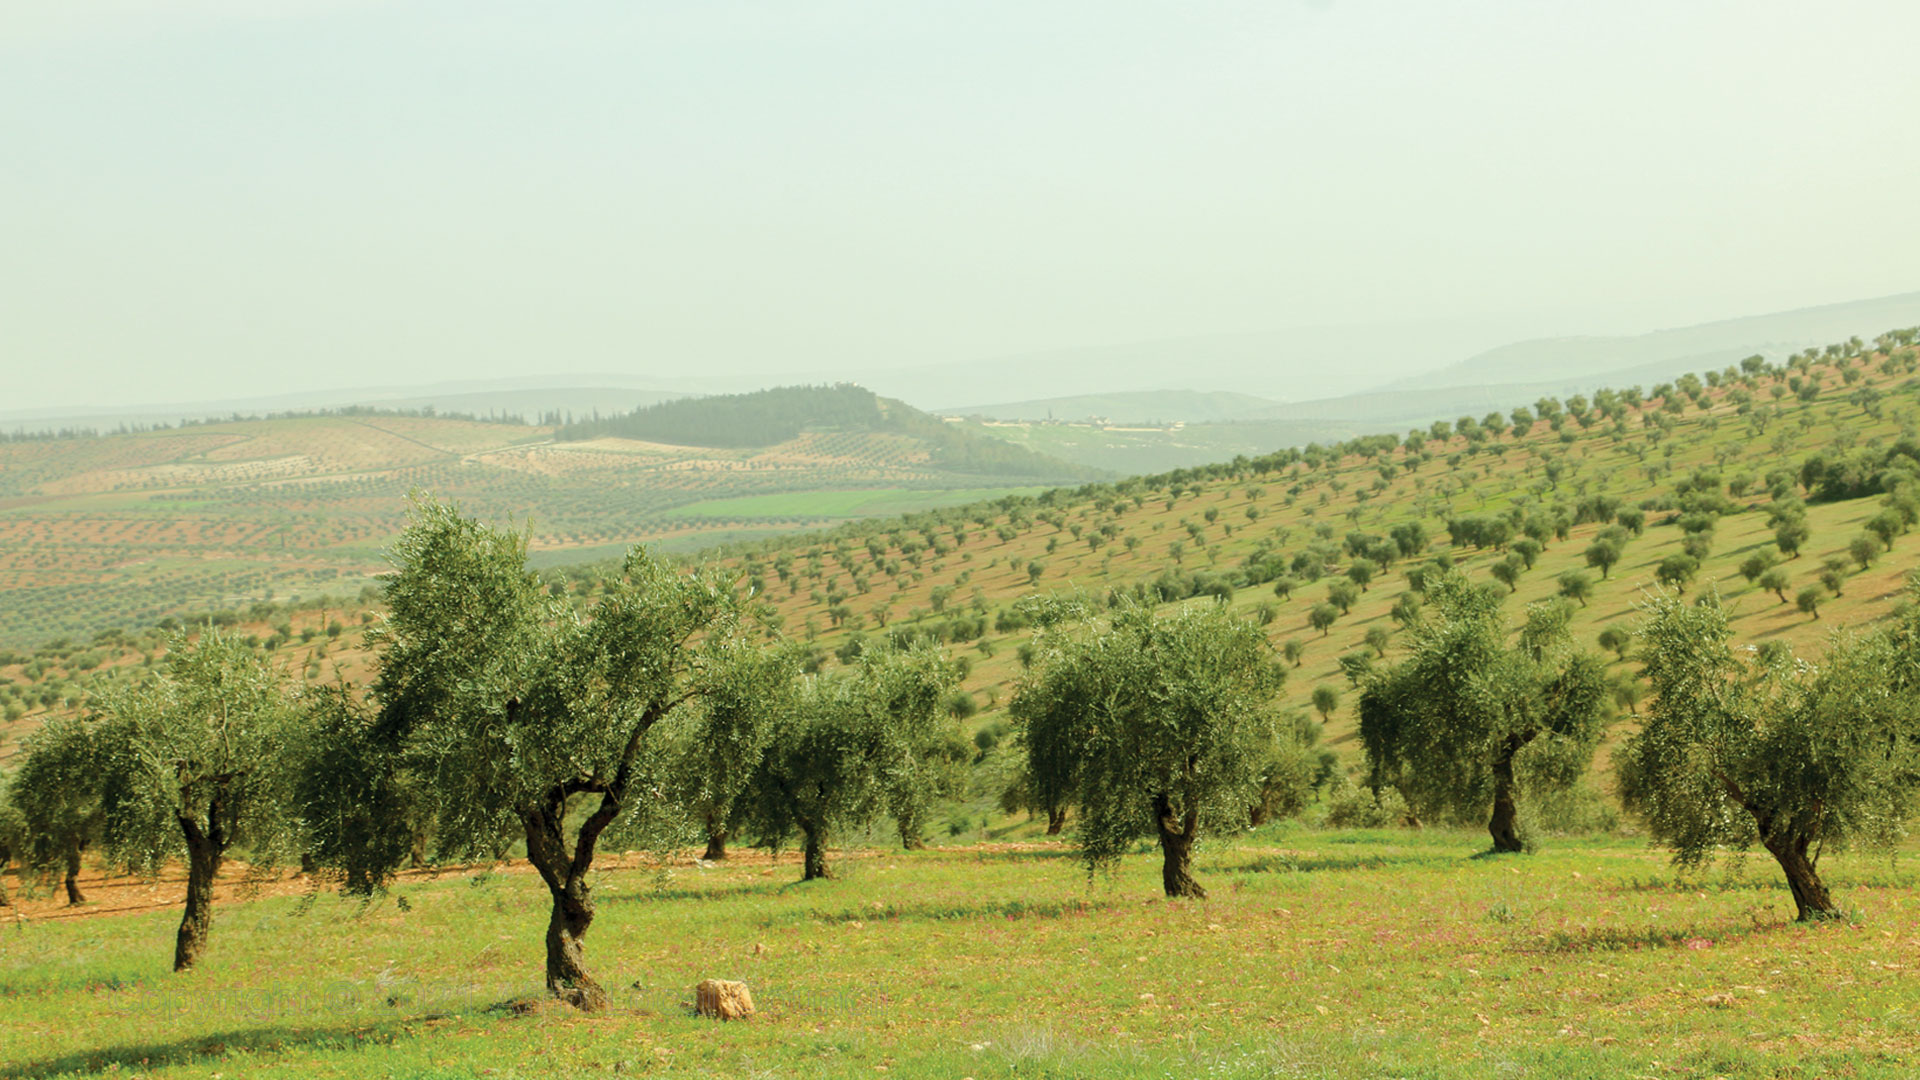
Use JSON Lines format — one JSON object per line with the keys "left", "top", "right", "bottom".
{"left": 1358, "top": 576, "right": 1610, "bottom": 853}
{"left": 335, "top": 498, "right": 760, "bottom": 1010}
{"left": 293, "top": 682, "right": 430, "bottom": 895}
{"left": 0, "top": 784, "right": 22, "bottom": 906}
{"left": 1618, "top": 592, "right": 1920, "bottom": 920}
{"left": 1584, "top": 540, "right": 1621, "bottom": 579}
{"left": 742, "top": 645, "right": 961, "bottom": 880}
{"left": 664, "top": 647, "right": 802, "bottom": 862}
{"left": 1012, "top": 599, "right": 1287, "bottom": 898}
{"left": 92, "top": 628, "right": 302, "bottom": 971}
{"left": 8, "top": 715, "right": 106, "bottom": 905}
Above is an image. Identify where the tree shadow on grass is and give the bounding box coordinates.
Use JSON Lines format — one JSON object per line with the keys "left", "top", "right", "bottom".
{"left": 1604, "top": 869, "right": 1918, "bottom": 894}
{"left": 761, "top": 895, "right": 1115, "bottom": 927}
{"left": 0, "top": 971, "right": 151, "bottom": 1000}
{"left": 5, "top": 1017, "right": 431, "bottom": 1080}
{"left": 1221, "top": 852, "right": 1463, "bottom": 875}
{"left": 599, "top": 879, "right": 791, "bottom": 905}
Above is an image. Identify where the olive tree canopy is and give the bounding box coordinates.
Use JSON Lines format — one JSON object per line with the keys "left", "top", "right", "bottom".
{"left": 741, "top": 644, "right": 962, "bottom": 881}
{"left": 93, "top": 628, "right": 303, "bottom": 972}
{"left": 1358, "top": 575, "right": 1610, "bottom": 852}
{"left": 332, "top": 497, "right": 764, "bottom": 1010}
{"left": 8, "top": 714, "right": 107, "bottom": 906}
{"left": 1011, "top": 598, "right": 1287, "bottom": 898}
{"left": 1620, "top": 591, "right": 1920, "bottom": 920}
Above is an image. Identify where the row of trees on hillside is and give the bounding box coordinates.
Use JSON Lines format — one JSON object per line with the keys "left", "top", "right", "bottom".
{"left": 11, "top": 497, "right": 1920, "bottom": 1012}
{"left": 1351, "top": 568, "right": 1920, "bottom": 922}
{"left": 3, "top": 500, "right": 971, "bottom": 1009}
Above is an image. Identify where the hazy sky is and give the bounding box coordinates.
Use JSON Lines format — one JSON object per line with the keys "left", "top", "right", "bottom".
{"left": 5, "top": 1, "right": 1918, "bottom": 410}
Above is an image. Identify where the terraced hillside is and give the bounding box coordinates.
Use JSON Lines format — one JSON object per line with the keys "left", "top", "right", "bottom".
{"left": 688, "top": 327, "right": 1920, "bottom": 785}
{"left": 0, "top": 392, "right": 1092, "bottom": 648}
{"left": 6, "top": 331, "right": 1918, "bottom": 797}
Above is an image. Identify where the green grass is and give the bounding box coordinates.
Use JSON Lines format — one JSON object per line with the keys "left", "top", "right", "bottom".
{"left": 7, "top": 826, "right": 1919, "bottom": 1078}
{"left": 664, "top": 487, "right": 1050, "bottom": 522}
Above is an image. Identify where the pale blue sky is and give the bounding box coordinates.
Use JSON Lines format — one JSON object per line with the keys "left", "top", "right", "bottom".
{"left": 5, "top": 1, "right": 1918, "bottom": 409}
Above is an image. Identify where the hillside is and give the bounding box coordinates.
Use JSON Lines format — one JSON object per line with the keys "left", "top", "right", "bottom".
{"left": 559, "top": 383, "right": 1102, "bottom": 481}
{"left": 1390, "top": 289, "right": 1920, "bottom": 392}
{"left": 7, "top": 327, "right": 1919, "bottom": 792}
{"left": 952, "top": 294, "right": 1920, "bottom": 476}
{"left": 0, "top": 401, "right": 1092, "bottom": 649}
{"left": 963, "top": 416, "right": 1359, "bottom": 474}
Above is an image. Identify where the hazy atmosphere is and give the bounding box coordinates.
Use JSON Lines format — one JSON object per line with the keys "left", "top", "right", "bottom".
{"left": 15, "top": 6, "right": 1920, "bottom": 1078}
{"left": 6, "top": 1, "right": 1918, "bottom": 411}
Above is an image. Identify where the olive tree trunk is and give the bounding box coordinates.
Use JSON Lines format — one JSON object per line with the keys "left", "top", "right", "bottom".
{"left": 1763, "top": 830, "right": 1840, "bottom": 921}
{"left": 702, "top": 826, "right": 729, "bottom": 862}
{"left": 801, "top": 823, "right": 831, "bottom": 881}
{"left": 174, "top": 809, "right": 226, "bottom": 973}
{"left": 1487, "top": 738, "right": 1525, "bottom": 853}
{"left": 64, "top": 842, "right": 86, "bottom": 906}
{"left": 517, "top": 704, "right": 673, "bottom": 1011}
{"left": 1152, "top": 793, "right": 1206, "bottom": 899}
{"left": 543, "top": 885, "right": 601, "bottom": 1008}
{"left": 523, "top": 800, "right": 611, "bottom": 1011}
{"left": 1045, "top": 807, "right": 1067, "bottom": 835}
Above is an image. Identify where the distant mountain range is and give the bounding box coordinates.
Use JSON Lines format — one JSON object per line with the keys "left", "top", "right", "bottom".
{"left": 11, "top": 291, "right": 1917, "bottom": 452}
{"left": 0, "top": 380, "right": 686, "bottom": 435}
{"left": 1387, "top": 290, "right": 1920, "bottom": 393}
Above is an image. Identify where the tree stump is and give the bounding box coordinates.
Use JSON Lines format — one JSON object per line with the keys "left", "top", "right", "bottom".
{"left": 694, "top": 979, "right": 755, "bottom": 1020}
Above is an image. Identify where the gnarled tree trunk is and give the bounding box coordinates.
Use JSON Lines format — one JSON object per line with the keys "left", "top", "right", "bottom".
{"left": 703, "top": 826, "right": 729, "bottom": 862}
{"left": 1045, "top": 807, "right": 1067, "bottom": 835}
{"left": 523, "top": 802, "right": 611, "bottom": 1011}
{"left": 175, "top": 814, "right": 224, "bottom": 972}
{"left": 1763, "top": 830, "right": 1840, "bottom": 921}
{"left": 1487, "top": 738, "right": 1525, "bottom": 853}
{"left": 517, "top": 702, "right": 668, "bottom": 1011}
{"left": 1152, "top": 793, "right": 1206, "bottom": 899}
{"left": 801, "top": 822, "right": 831, "bottom": 881}
{"left": 543, "top": 884, "right": 605, "bottom": 1009}
{"left": 64, "top": 842, "right": 86, "bottom": 906}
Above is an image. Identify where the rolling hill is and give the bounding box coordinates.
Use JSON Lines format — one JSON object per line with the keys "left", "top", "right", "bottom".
{"left": 1387, "top": 289, "right": 1920, "bottom": 392}
{"left": 0, "top": 391, "right": 1094, "bottom": 649}
{"left": 7, "top": 324, "right": 1919, "bottom": 792}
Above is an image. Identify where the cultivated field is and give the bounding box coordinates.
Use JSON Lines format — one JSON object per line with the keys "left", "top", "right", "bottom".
{"left": 0, "top": 415, "right": 1071, "bottom": 649}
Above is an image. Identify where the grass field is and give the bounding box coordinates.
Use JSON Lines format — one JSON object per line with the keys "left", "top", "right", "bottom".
{"left": 6, "top": 825, "right": 1918, "bottom": 1078}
